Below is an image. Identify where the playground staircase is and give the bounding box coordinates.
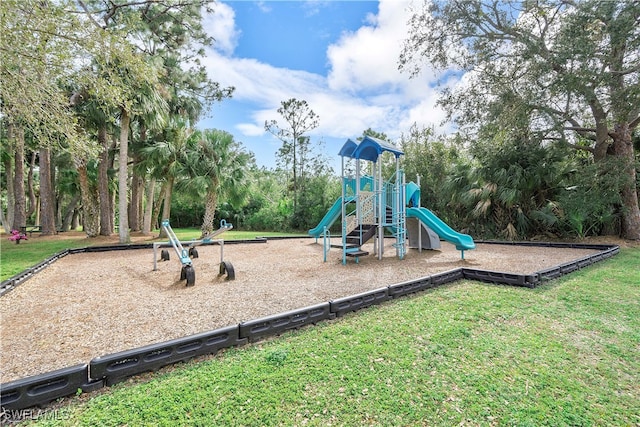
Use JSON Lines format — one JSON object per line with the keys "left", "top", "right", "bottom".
{"left": 385, "top": 206, "right": 393, "bottom": 224}
{"left": 344, "top": 224, "right": 376, "bottom": 258}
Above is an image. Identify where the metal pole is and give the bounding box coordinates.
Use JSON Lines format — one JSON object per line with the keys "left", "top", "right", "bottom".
{"left": 378, "top": 159, "right": 384, "bottom": 259}
{"left": 153, "top": 242, "right": 159, "bottom": 271}
{"left": 341, "top": 155, "right": 347, "bottom": 265}
{"left": 417, "top": 174, "right": 422, "bottom": 253}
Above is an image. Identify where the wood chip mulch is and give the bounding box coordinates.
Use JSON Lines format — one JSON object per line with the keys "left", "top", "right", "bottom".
{"left": 0, "top": 237, "right": 605, "bottom": 383}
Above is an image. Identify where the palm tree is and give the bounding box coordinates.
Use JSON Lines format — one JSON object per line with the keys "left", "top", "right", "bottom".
{"left": 72, "top": 93, "right": 118, "bottom": 236}
{"left": 141, "top": 118, "right": 197, "bottom": 238}
{"left": 129, "top": 85, "right": 169, "bottom": 232}
{"left": 178, "top": 129, "right": 251, "bottom": 238}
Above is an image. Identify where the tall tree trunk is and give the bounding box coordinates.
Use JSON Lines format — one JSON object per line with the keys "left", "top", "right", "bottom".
{"left": 200, "top": 181, "right": 219, "bottom": 238}
{"left": 10, "top": 123, "right": 26, "bottom": 231}
{"left": 39, "top": 147, "right": 56, "bottom": 235}
{"left": 611, "top": 124, "right": 640, "bottom": 240}
{"left": 3, "top": 152, "right": 15, "bottom": 230}
{"left": 61, "top": 193, "right": 81, "bottom": 232}
{"left": 26, "top": 151, "right": 37, "bottom": 220}
{"left": 152, "top": 180, "right": 166, "bottom": 235}
{"left": 51, "top": 152, "right": 59, "bottom": 226}
{"left": 98, "top": 125, "right": 114, "bottom": 235}
{"left": 75, "top": 157, "right": 100, "bottom": 237}
{"left": 158, "top": 176, "right": 174, "bottom": 238}
{"left": 72, "top": 210, "right": 80, "bottom": 230}
{"left": 142, "top": 177, "right": 156, "bottom": 234}
{"left": 129, "top": 172, "right": 143, "bottom": 231}
{"left": 293, "top": 133, "right": 298, "bottom": 215}
{"left": 118, "top": 109, "right": 131, "bottom": 243}
{"left": 129, "top": 124, "right": 146, "bottom": 232}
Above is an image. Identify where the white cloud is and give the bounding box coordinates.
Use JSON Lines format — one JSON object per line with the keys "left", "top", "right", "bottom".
{"left": 255, "top": 1, "right": 272, "bottom": 13}
{"left": 326, "top": 0, "right": 412, "bottom": 92}
{"left": 236, "top": 122, "right": 265, "bottom": 137}
{"left": 201, "top": 0, "right": 460, "bottom": 152}
{"left": 323, "top": 0, "right": 450, "bottom": 137}
{"left": 204, "top": 2, "right": 240, "bottom": 55}
{"left": 202, "top": 52, "right": 326, "bottom": 105}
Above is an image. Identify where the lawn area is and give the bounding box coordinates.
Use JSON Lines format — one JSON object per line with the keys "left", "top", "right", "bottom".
{"left": 19, "top": 246, "right": 640, "bottom": 426}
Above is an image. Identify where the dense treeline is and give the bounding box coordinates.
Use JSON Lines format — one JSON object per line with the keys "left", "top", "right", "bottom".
{"left": 401, "top": 0, "right": 640, "bottom": 240}
{"left": 1, "top": 0, "right": 638, "bottom": 241}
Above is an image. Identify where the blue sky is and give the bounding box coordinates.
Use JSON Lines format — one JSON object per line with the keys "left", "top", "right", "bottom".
{"left": 199, "top": 0, "right": 456, "bottom": 171}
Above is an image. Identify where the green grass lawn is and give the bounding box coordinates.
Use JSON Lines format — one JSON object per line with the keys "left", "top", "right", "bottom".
{"left": 17, "top": 246, "right": 640, "bottom": 426}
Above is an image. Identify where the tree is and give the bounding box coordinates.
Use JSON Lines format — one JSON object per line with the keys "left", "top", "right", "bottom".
{"left": 0, "top": 0, "right": 86, "bottom": 151}
{"left": 399, "top": 125, "right": 463, "bottom": 217}
{"left": 39, "top": 146, "right": 57, "bottom": 235}
{"left": 128, "top": 0, "right": 234, "bottom": 231}
{"left": 1, "top": 1, "right": 104, "bottom": 234}
{"left": 243, "top": 168, "right": 292, "bottom": 231}
{"left": 75, "top": 0, "right": 234, "bottom": 243}
{"left": 265, "top": 99, "right": 320, "bottom": 215}
{"left": 141, "top": 119, "right": 196, "bottom": 237}
{"left": 73, "top": 100, "right": 117, "bottom": 236}
{"left": 2, "top": 0, "right": 234, "bottom": 240}
{"left": 178, "top": 129, "right": 251, "bottom": 237}
{"left": 401, "top": 0, "right": 640, "bottom": 240}
{"left": 7, "top": 124, "right": 26, "bottom": 231}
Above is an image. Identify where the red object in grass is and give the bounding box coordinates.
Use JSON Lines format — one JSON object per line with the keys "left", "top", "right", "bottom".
{"left": 8, "top": 229, "right": 28, "bottom": 244}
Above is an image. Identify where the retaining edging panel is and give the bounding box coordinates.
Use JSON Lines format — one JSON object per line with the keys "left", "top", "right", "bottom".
{"left": 329, "top": 287, "right": 390, "bottom": 317}
{"left": 388, "top": 276, "right": 433, "bottom": 298}
{"left": 0, "top": 364, "right": 100, "bottom": 411}
{"left": 89, "top": 325, "right": 246, "bottom": 386}
{"left": 239, "top": 303, "right": 332, "bottom": 342}
{"left": 462, "top": 269, "right": 539, "bottom": 288}
{"left": 430, "top": 269, "right": 465, "bottom": 286}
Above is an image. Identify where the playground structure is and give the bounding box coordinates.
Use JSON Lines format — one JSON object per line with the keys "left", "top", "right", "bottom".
{"left": 153, "top": 219, "right": 235, "bottom": 285}
{"left": 309, "top": 135, "right": 476, "bottom": 263}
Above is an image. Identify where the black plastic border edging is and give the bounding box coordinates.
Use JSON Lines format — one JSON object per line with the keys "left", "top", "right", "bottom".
{"left": 0, "top": 364, "right": 103, "bottom": 411}
{"left": 88, "top": 325, "right": 247, "bottom": 386}
{"left": 0, "top": 250, "right": 70, "bottom": 297}
{"left": 239, "top": 302, "right": 333, "bottom": 342}
{"left": 533, "top": 244, "right": 619, "bottom": 285}
{"left": 329, "top": 287, "right": 391, "bottom": 317}
{"left": 0, "top": 241, "right": 621, "bottom": 411}
{"left": 463, "top": 268, "right": 538, "bottom": 288}
{"left": 83, "top": 238, "right": 268, "bottom": 253}
{"left": 388, "top": 275, "right": 433, "bottom": 298}
{"left": 475, "top": 240, "right": 617, "bottom": 251}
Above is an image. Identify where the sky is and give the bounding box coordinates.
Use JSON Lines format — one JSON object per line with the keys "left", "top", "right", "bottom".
{"left": 198, "top": 0, "right": 457, "bottom": 171}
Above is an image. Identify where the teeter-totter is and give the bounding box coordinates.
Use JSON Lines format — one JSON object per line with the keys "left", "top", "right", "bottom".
{"left": 152, "top": 219, "right": 235, "bottom": 286}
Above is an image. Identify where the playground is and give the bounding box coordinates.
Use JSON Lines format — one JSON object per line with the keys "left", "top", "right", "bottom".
{"left": 0, "top": 136, "right": 624, "bottom": 413}
{"left": 0, "top": 236, "right": 602, "bottom": 384}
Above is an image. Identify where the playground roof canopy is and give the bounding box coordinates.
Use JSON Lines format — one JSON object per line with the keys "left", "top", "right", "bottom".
{"left": 338, "top": 135, "right": 404, "bottom": 163}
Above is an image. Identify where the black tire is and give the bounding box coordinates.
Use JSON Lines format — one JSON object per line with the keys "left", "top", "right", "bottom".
{"left": 189, "top": 247, "right": 199, "bottom": 258}
{"left": 220, "top": 261, "right": 235, "bottom": 281}
{"left": 184, "top": 265, "right": 196, "bottom": 286}
{"left": 180, "top": 265, "right": 186, "bottom": 280}
{"left": 161, "top": 249, "right": 170, "bottom": 261}
{"left": 224, "top": 261, "right": 235, "bottom": 281}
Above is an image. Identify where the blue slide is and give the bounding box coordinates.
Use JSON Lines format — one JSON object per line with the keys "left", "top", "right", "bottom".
{"left": 309, "top": 197, "right": 343, "bottom": 237}
{"left": 406, "top": 207, "right": 476, "bottom": 252}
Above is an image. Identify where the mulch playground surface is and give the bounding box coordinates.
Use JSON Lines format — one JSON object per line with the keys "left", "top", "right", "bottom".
{"left": 1, "top": 232, "right": 621, "bottom": 384}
